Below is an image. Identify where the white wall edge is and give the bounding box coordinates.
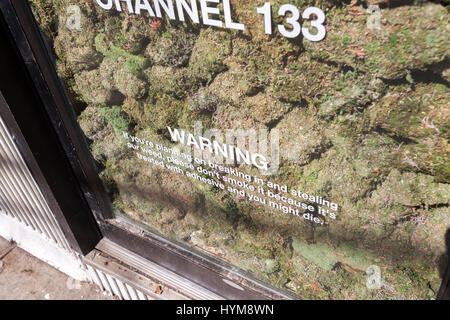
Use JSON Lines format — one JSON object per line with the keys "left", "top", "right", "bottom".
{"left": 0, "top": 213, "right": 89, "bottom": 281}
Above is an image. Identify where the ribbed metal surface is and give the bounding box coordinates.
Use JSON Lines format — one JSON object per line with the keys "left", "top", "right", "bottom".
{"left": 0, "top": 116, "right": 72, "bottom": 252}
{"left": 96, "top": 238, "right": 223, "bottom": 300}
{"left": 0, "top": 115, "right": 187, "bottom": 300}
{"left": 0, "top": 114, "right": 209, "bottom": 300}
{"left": 86, "top": 264, "right": 156, "bottom": 300}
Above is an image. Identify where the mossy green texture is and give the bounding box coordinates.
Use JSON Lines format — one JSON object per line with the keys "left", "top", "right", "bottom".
{"left": 98, "top": 104, "right": 131, "bottom": 137}
{"left": 292, "top": 239, "right": 338, "bottom": 271}
{"left": 95, "top": 33, "right": 149, "bottom": 75}
{"left": 30, "top": 0, "right": 450, "bottom": 300}
{"left": 292, "top": 238, "right": 376, "bottom": 271}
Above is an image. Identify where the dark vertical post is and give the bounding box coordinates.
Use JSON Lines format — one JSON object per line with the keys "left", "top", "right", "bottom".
{"left": 0, "top": 1, "right": 102, "bottom": 255}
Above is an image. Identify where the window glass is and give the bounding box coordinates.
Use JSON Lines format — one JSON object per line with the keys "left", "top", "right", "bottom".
{"left": 30, "top": 0, "right": 449, "bottom": 299}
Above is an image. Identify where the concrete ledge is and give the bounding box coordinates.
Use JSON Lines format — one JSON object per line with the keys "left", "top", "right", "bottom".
{"left": 0, "top": 213, "right": 88, "bottom": 281}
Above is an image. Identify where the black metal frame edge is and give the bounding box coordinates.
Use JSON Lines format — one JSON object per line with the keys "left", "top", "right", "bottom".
{"left": 1, "top": 0, "right": 448, "bottom": 302}
{"left": 0, "top": 7, "right": 102, "bottom": 254}
{"left": 3, "top": 0, "right": 449, "bottom": 301}
{"left": 1, "top": 0, "right": 299, "bottom": 300}
{"left": 7, "top": 0, "right": 115, "bottom": 223}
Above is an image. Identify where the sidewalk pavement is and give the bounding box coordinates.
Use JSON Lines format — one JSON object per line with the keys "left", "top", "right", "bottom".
{"left": 0, "top": 236, "right": 116, "bottom": 300}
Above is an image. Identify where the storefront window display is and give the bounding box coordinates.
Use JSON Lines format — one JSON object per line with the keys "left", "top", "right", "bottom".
{"left": 29, "top": 0, "right": 449, "bottom": 299}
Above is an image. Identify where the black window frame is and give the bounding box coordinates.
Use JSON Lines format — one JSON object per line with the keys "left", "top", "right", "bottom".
{"left": 2, "top": 0, "right": 449, "bottom": 301}
{"left": 0, "top": 0, "right": 296, "bottom": 300}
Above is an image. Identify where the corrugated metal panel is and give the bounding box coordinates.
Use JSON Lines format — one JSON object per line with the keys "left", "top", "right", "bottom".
{"left": 96, "top": 238, "right": 224, "bottom": 300}
{"left": 84, "top": 249, "right": 196, "bottom": 300}
{"left": 0, "top": 115, "right": 119, "bottom": 298}
{"left": 0, "top": 115, "right": 185, "bottom": 300}
{"left": 0, "top": 116, "right": 72, "bottom": 252}
{"left": 0, "top": 114, "right": 211, "bottom": 300}
{"left": 85, "top": 264, "right": 159, "bottom": 300}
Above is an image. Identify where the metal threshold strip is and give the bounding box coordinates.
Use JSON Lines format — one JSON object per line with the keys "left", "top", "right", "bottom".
{"left": 89, "top": 238, "right": 224, "bottom": 300}
{"left": 100, "top": 217, "right": 297, "bottom": 300}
